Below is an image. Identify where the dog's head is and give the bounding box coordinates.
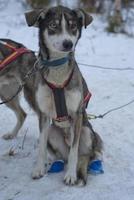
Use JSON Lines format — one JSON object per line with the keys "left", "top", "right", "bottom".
{"left": 25, "top": 6, "right": 93, "bottom": 56}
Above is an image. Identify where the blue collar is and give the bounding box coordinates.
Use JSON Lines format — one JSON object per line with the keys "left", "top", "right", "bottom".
{"left": 40, "top": 56, "right": 69, "bottom": 68}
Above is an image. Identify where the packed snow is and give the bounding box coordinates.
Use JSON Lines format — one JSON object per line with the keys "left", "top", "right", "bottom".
{"left": 0, "top": 1, "right": 134, "bottom": 200}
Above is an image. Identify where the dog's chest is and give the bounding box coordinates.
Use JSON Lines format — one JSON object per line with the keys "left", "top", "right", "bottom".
{"left": 36, "top": 83, "right": 81, "bottom": 120}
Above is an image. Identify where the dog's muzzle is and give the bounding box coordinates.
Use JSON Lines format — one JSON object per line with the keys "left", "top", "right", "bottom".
{"left": 63, "top": 40, "right": 73, "bottom": 51}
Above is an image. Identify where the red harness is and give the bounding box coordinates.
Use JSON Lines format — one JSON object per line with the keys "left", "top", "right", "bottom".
{"left": 44, "top": 69, "right": 92, "bottom": 122}
{"left": 0, "top": 41, "right": 31, "bottom": 71}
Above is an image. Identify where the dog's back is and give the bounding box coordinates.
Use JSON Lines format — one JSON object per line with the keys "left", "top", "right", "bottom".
{"left": 0, "top": 39, "right": 36, "bottom": 75}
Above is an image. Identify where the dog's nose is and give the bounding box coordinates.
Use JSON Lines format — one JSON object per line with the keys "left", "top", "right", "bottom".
{"left": 63, "top": 40, "right": 73, "bottom": 51}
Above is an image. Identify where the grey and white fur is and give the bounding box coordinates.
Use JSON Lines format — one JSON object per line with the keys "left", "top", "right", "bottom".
{"left": 25, "top": 5, "right": 103, "bottom": 186}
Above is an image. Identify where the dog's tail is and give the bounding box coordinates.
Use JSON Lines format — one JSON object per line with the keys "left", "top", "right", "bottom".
{"left": 92, "top": 131, "right": 103, "bottom": 161}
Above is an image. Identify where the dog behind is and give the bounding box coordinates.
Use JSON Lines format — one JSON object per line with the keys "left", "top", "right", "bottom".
{"left": 0, "top": 39, "right": 38, "bottom": 139}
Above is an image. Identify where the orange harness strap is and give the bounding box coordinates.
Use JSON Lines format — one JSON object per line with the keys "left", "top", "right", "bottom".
{"left": 0, "top": 41, "right": 31, "bottom": 71}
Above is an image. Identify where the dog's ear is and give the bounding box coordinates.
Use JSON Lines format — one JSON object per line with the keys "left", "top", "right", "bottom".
{"left": 74, "top": 9, "right": 93, "bottom": 28}
{"left": 25, "top": 9, "right": 47, "bottom": 27}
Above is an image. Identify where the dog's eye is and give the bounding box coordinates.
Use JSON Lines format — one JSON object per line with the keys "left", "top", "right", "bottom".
{"left": 70, "top": 23, "right": 77, "bottom": 30}
{"left": 48, "top": 22, "right": 57, "bottom": 29}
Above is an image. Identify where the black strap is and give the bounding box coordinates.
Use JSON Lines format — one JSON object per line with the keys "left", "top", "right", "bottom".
{"left": 52, "top": 88, "right": 68, "bottom": 119}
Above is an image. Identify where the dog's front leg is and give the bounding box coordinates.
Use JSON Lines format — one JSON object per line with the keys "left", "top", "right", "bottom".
{"left": 32, "top": 113, "right": 50, "bottom": 179}
{"left": 64, "top": 113, "right": 83, "bottom": 185}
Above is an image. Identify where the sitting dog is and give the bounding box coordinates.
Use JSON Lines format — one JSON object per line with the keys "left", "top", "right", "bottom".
{"left": 25, "top": 6, "right": 103, "bottom": 185}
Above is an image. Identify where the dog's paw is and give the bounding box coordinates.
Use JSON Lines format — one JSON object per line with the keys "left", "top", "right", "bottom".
{"left": 77, "top": 179, "right": 87, "bottom": 187}
{"left": 64, "top": 171, "right": 77, "bottom": 185}
{"left": 32, "top": 164, "right": 45, "bottom": 179}
{"left": 2, "top": 133, "right": 16, "bottom": 140}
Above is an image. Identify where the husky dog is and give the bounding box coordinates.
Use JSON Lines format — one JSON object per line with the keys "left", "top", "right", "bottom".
{"left": 25, "top": 6, "right": 103, "bottom": 186}
{"left": 0, "top": 39, "right": 38, "bottom": 139}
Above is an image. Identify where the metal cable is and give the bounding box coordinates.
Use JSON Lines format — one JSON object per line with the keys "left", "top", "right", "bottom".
{"left": 88, "top": 98, "right": 134, "bottom": 120}
{"left": 78, "top": 62, "right": 134, "bottom": 71}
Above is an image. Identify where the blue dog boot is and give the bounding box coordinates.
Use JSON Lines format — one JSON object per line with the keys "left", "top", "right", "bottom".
{"left": 88, "top": 160, "right": 104, "bottom": 175}
{"left": 48, "top": 160, "right": 64, "bottom": 173}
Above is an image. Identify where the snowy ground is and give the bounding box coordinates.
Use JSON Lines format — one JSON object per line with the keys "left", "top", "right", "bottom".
{"left": 0, "top": 1, "right": 134, "bottom": 200}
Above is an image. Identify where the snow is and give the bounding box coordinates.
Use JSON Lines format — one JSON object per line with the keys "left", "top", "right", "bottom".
{"left": 0, "top": 1, "right": 134, "bottom": 200}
